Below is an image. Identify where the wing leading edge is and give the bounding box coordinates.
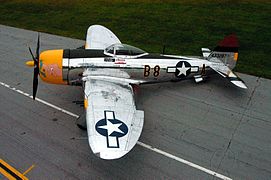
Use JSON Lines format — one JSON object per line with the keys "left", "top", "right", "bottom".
{"left": 83, "top": 73, "right": 144, "bottom": 160}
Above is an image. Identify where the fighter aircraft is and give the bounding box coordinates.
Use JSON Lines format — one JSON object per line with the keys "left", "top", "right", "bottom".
{"left": 26, "top": 25, "right": 247, "bottom": 160}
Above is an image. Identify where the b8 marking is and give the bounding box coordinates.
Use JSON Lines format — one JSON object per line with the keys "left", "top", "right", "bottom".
{"left": 144, "top": 65, "right": 160, "bottom": 77}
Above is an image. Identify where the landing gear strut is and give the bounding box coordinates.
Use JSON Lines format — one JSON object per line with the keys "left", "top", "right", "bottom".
{"left": 76, "top": 113, "right": 87, "bottom": 130}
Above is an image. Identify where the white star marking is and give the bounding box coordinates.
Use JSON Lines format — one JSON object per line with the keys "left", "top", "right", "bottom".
{"left": 176, "top": 63, "right": 190, "bottom": 76}
{"left": 98, "top": 120, "right": 124, "bottom": 136}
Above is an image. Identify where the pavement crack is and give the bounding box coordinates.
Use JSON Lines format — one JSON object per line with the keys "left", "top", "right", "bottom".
{"left": 246, "top": 77, "right": 261, "bottom": 106}
{"left": 70, "top": 137, "right": 87, "bottom": 140}
{"left": 213, "top": 77, "right": 261, "bottom": 179}
{"left": 226, "top": 140, "right": 231, "bottom": 149}
{"left": 179, "top": 127, "right": 191, "bottom": 140}
{"left": 209, "top": 149, "right": 219, "bottom": 168}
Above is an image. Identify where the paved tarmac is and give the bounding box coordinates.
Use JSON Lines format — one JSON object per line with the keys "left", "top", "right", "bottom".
{"left": 0, "top": 25, "right": 271, "bottom": 179}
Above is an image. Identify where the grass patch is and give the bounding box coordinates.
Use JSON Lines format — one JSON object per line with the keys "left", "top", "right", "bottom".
{"left": 1, "top": 0, "right": 271, "bottom": 78}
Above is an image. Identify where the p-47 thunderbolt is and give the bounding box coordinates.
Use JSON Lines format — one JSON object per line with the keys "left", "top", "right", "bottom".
{"left": 26, "top": 25, "right": 247, "bottom": 160}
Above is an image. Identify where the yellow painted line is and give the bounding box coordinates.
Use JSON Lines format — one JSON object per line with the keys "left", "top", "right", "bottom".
{"left": 0, "top": 159, "right": 29, "bottom": 180}
{"left": 23, "top": 165, "right": 35, "bottom": 176}
{"left": 0, "top": 167, "right": 16, "bottom": 180}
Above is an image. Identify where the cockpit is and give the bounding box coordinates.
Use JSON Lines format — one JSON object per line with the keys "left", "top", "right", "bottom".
{"left": 104, "top": 43, "right": 148, "bottom": 57}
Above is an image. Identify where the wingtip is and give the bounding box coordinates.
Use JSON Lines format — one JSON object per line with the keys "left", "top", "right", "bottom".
{"left": 231, "top": 80, "right": 248, "bottom": 89}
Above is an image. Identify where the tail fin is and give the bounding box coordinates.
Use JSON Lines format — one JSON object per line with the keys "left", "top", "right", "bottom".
{"left": 208, "top": 34, "right": 239, "bottom": 70}
{"left": 208, "top": 34, "right": 247, "bottom": 89}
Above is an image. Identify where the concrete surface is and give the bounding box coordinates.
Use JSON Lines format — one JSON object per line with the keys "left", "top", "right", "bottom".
{"left": 0, "top": 25, "right": 271, "bottom": 179}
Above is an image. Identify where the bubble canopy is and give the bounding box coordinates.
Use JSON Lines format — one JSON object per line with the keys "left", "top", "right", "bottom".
{"left": 104, "top": 43, "right": 147, "bottom": 56}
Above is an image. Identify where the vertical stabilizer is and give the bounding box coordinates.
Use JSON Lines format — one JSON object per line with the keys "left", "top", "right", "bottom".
{"left": 208, "top": 34, "right": 247, "bottom": 89}
{"left": 208, "top": 34, "right": 239, "bottom": 70}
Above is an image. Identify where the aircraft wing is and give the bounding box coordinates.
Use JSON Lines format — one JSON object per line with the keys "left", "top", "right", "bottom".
{"left": 85, "top": 25, "right": 121, "bottom": 50}
{"left": 83, "top": 74, "right": 144, "bottom": 160}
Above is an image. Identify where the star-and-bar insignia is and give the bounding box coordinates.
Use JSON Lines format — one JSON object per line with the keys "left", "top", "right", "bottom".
{"left": 95, "top": 111, "right": 128, "bottom": 148}
{"left": 167, "top": 61, "right": 199, "bottom": 78}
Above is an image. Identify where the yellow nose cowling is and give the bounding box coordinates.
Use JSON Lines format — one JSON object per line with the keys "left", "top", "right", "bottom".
{"left": 39, "top": 49, "right": 67, "bottom": 85}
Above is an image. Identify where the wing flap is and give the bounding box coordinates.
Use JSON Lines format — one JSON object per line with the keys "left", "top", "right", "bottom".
{"left": 125, "top": 110, "right": 144, "bottom": 150}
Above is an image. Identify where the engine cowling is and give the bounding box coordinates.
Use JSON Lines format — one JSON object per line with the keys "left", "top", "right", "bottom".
{"left": 38, "top": 49, "right": 67, "bottom": 85}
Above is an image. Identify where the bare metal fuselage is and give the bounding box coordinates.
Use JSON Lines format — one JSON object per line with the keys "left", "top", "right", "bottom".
{"left": 61, "top": 49, "right": 211, "bottom": 85}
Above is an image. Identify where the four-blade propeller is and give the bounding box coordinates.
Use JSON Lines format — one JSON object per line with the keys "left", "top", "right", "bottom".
{"left": 28, "top": 34, "right": 40, "bottom": 100}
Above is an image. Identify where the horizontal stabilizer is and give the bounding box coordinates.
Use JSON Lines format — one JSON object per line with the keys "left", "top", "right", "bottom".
{"left": 210, "top": 62, "right": 247, "bottom": 89}
{"left": 230, "top": 77, "right": 247, "bottom": 89}
{"left": 202, "top": 48, "right": 211, "bottom": 58}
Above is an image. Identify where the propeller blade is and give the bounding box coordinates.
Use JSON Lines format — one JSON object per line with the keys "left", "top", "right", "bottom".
{"left": 30, "top": 33, "right": 41, "bottom": 100}
{"left": 36, "top": 33, "right": 40, "bottom": 60}
{"left": 28, "top": 47, "right": 36, "bottom": 61}
{"left": 33, "top": 66, "right": 39, "bottom": 100}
